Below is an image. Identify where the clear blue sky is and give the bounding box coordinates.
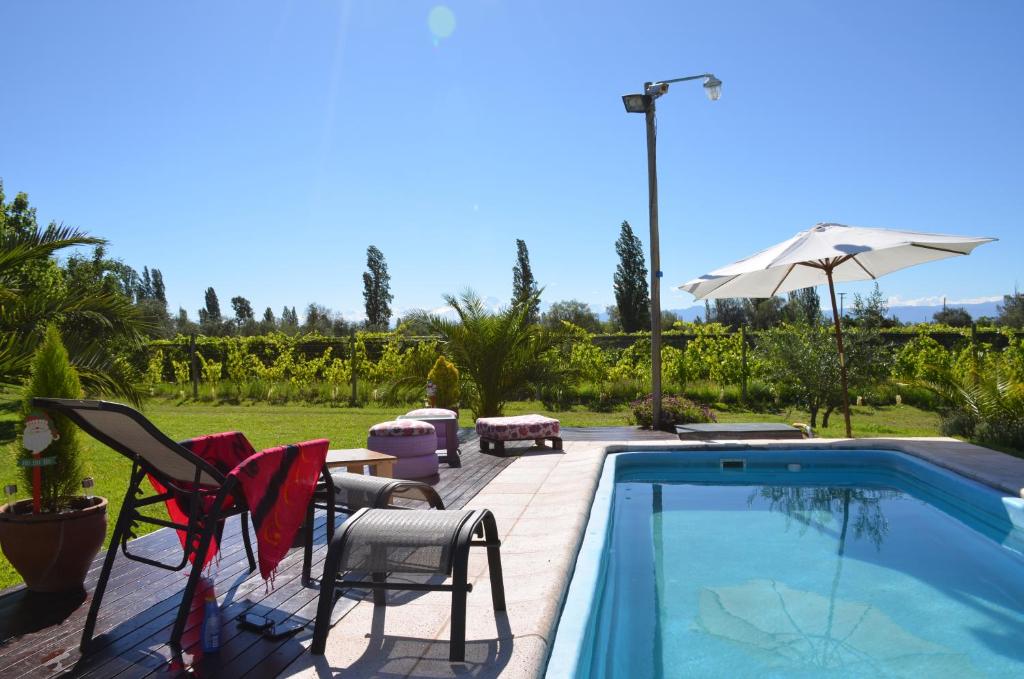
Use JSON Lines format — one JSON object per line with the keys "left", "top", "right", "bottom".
{"left": 3, "top": 0, "right": 1021, "bottom": 321}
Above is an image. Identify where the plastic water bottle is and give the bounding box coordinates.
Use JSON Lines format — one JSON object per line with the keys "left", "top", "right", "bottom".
{"left": 3, "top": 484, "right": 16, "bottom": 509}
{"left": 81, "top": 477, "right": 94, "bottom": 501}
{"left": 201, "top": 583, "right": 221, "bottom": 653}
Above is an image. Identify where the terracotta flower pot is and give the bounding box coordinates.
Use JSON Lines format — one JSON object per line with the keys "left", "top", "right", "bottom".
{"left": 0, "top": 496, "right": 107, "bottom": 593}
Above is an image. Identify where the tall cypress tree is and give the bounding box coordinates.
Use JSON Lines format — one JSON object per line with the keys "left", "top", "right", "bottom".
{"left": 362, "top": 245, "right": 393, "bottom": 329}
{"left": 151, "top": 269, "right": 167, "bottom": 305}
{"left": 613, "top": 221, "right": 650, "bottom": 332}
{"left": 511, "top": 239, "right": 540, "bottom": 322}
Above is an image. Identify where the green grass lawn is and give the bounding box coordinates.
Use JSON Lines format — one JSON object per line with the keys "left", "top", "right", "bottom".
{"left": 0, "top": 398, "right": 947, "bottom": 590}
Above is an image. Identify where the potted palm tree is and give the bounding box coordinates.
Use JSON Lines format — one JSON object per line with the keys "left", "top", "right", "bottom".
{"left": 0, "top": 325, "right": 107, "bottom": 592}
{"left": 427, "top": 290, "right": 569, "bottom": 417}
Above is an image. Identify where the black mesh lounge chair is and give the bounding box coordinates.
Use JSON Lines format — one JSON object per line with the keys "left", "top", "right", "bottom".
{"left": 301, "top": 470, "right": 445, "bottom": 584}
{"left": 311, "top": 507, "right": 505, "bottom": 661}
{"left": 31, "top": 398, "right": 263, "bottom": 653}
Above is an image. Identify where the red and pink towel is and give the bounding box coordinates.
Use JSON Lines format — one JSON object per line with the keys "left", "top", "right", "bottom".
{"left": 148, "top": 431, "right": 328, "bottom": 581}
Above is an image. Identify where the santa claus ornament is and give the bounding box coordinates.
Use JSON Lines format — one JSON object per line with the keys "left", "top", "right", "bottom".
{"left": 21, "top": 411, "right": 60, "bottom": 513}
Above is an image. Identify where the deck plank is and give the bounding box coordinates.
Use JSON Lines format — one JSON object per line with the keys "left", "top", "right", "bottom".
{"left": 0, "top": 425, "right": 648, "bottom": 677}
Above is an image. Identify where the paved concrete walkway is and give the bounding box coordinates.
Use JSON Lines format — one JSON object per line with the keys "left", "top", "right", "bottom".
{"left": 282, "top": 436, "right": 1024, "bottom": 678}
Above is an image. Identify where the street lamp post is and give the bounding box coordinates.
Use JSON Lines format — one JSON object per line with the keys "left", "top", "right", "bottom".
{"left": 622, "top": 73, "right": 721, "bottom": 429}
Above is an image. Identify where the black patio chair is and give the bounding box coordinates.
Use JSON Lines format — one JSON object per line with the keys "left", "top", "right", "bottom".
{"left": 302, "top": 470, "right": 445, "bottom": 584}
{"left": 32, "top": 398, "right": 266, "bottom": 654}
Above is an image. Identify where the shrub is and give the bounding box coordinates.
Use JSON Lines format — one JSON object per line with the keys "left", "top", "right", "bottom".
{"left": 427, "top": 355, "right": 460, "bottom": 409}
{"left": 921, "top": 363, "right": 1024, "bottom": 451}
{"left": 630, "top": 394, "right": 717, "bottom": 431}
{"left": 20, "top": 325, "right": 86, "bottom": 512}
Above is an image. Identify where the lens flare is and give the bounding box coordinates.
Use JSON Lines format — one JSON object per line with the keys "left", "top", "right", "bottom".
{"left": 428, "top": 5, "right": 456, "bottom": 41}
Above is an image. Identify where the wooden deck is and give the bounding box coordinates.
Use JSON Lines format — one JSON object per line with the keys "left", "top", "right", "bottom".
{"left": 0, "top": 427, "right": 667, "bottom": 678}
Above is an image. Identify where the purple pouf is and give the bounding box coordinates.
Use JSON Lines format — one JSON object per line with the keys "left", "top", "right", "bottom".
{"left": 366, "top": 420, "right": 439, "bottom": 481}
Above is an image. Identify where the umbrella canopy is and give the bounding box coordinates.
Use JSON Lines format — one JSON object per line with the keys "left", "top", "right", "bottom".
{"left": 679, "top": 223, "right": 995, "bottom": 300}
{"left": 678, "top": 223, "right": 995, "bottom": 437}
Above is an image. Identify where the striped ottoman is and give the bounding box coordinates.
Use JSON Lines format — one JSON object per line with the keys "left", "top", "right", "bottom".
{"left": 398, "top": 408, "right": 461, "bottom": 468}
{"left": 475, "top": 414, "right": 562, "bottom": 455}
{"left": 367, "top": 420, "right": 439, "bottom": 481}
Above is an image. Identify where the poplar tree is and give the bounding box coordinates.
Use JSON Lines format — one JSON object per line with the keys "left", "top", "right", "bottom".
{"left": 362, "top": 245, "right": 393, "bottom": 329}
{"left": 613, "top": 221, "right": 650, "bottom": 332}
{"left": 511, "top": 239, "right": 540, "bottom": 323}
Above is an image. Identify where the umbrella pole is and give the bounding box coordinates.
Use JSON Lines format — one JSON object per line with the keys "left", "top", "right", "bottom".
{"left": 826, "top": 269, "right": 853, "bottom": 438}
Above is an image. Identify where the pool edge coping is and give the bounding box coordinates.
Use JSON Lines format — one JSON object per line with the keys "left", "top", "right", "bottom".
{"left": 540, "top": 436, "right": 1024, "bottom": 678}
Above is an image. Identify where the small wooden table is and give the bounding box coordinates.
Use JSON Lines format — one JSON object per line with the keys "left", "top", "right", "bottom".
{"left": 325, "top": 448, "right": 397, "bottom": 478}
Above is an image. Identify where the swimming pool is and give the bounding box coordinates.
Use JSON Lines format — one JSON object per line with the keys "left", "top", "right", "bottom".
{"left": 546, "top": 450, "right": 1024, "bottom": 678}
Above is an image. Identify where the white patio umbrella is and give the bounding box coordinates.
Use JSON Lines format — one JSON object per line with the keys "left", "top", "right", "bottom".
{"left": 679, "top": 223, "right": 995, "bottom": 437}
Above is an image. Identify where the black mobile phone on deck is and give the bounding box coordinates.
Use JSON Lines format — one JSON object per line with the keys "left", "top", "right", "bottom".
{"left": 237, "top": 612, "right": 272, "bottom": 632}
{"left": 265, "top": 620, "right": 305, "bottom": 640}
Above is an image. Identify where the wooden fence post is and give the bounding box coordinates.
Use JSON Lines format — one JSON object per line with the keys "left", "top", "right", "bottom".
{"left": 189, "top": 334, "right": 199, "bottom": 400}
{"left": 740, "top": 326, "right": 748, "bottom": 404}
{"left": 349, "top": 335, "right": 358, "bottom": 406}
{"left": 970, "top": 322, "right": 979, "bottom": 384}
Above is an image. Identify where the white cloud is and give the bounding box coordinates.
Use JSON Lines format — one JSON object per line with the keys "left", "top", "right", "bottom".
{"left": 885, "top": 294, "right": 1003, "bottom": 307}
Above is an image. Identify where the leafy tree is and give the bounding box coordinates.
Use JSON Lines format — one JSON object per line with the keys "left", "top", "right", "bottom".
{"left": 230, "top": 296, "right": 257, "bottom": 335}
{"left": 932, "top": 306, "right": 972, "bottom": 327}
{"left": 259, "top": 306, "right": 277, "bottom": 333}
{"left": 427, "top": 289, "right": 570, "bottom": 417}
{"left": 542, "top": 300, "right": 600, "bottom": 332}
{"left": 742, "top": 297, "right": 784, "bottom": 330}
{"left": 613, "top": 221, "right": 650, "bottom": 332}
{"left": 757, "top": 323, "right": 889, "bottom": 429}
{"left": 604, "top": 304, "right": 622, "bottom": 332}
{"left": 512, "top": 239, "right": 540, "bottom": 323}
{"left": 362, "top": 245, "right": 393, "bottom": 330}
{"left": 199, "top": 287, "right": 224, "bottom": 335}
{"left": 0, "top": 184, "right": 147, "bottom": 402}
{"left": 151, "top": 269, "right": 167, "bottom": 305}
{"left": 997, "top": 290, "right": 1024, "bottom": 328}
{"left": 280, "top": 306, "right": 299, "bottom": 334}
{"left": 661, "top": 310, "right": 682, "bottom": 328}
{"left": 176, "top": 307, "right": 199, "bottom": 335}
{"left": 708, "top": 298, "right": 746, "bottom": 331}
{"left": 849, "top": 283, "right": 899, "bottom": 329}
{"left": 304, "top": 303, "right": 335, "bottom": 335}
{"left": 231, "top": 296, "right": 254, "bottom": 322}
{"left": 783, "top": 287, "right": 822, "bottom": 325}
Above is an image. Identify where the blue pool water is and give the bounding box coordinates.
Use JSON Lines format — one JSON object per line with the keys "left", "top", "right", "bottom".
{"left": 547, "top": 450, "right": 1024, "bottom": 678}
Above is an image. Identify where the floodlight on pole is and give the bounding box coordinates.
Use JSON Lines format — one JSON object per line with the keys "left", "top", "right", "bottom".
{"left": 621, "top": 72, "right": 721, "bottom": 429}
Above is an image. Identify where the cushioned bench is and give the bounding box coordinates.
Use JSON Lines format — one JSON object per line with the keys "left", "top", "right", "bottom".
{"left": 475, "top": 414, "right": 562, "bottom": 454}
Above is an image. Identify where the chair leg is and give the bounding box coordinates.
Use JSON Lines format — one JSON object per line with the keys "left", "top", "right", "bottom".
{"left": 311, "top": 532, "right": 346, "bottom": 655}
{"left": 80, "top": 501, "right": 133, "bottom": 652}
{"left": 449, "top": 550, "right": 470, "bottom": 662}
{"left": 170, "top": 516, "right": 219, "bottom": 649}
{"left": 302, "top": 500, "right": 317, "bottom": 585}
{"left": 481, "top": 512, "right": 506, "bottom": 611}
{"left": 371, "top": 572, "right": 386, "bottom": 606}
{"left": 241, "top": 513, "right": 256, "bottom": 573}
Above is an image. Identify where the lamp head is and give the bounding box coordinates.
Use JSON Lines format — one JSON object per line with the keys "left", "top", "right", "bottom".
{"left": 703, "top": 74, "right": 722, "bottom": 101}
{"left": 621, "top": 93, "right": 650, "bottom": 113}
